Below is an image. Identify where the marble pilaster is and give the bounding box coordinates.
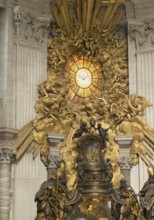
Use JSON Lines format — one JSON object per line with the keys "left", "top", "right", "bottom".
{"left": 12, "top": 7, "right": 50, "bottom": 220}
{"left": 47, "top": 133, "right": 65, "bottom": 179}
{"left": 115, "top": 135, "right": 133, "bottom": 184}
{"left": 13, "top": 5, "right": 50, "bottom": 128}
{"left": 13, "top": 5, "right": 50, "bottom": 48}
{"left": 129, "top": 18, "right": 154, "bottom": 188}
{"left": 0, "top": 128, "right": 17, "bottom": 220}
{"left": 129, "top": 19, "right": 154, "bottom": 52}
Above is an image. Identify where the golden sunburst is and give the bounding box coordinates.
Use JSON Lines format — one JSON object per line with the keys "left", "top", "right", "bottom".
{"left": 64, "top": 53, "right": 104, "bottom": 102}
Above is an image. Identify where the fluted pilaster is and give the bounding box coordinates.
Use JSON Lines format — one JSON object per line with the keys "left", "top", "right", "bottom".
{"left": 13, "top": 6, "right": 49, "bottom": 128}
{"left": 0, "top": 128, "right": 17, "bottom": 220}
{"left": 129, "top": 18, "right": 154, "bottom": 188}
{"left": 12, "top": 7, "right": 49, "bottom": 220}
{"left": 129, "top": 19, "right": 154, "bottom": 52}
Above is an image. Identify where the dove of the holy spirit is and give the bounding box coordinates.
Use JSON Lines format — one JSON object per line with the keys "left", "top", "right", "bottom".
{"left": 76, "top": 68, "right": 92, "bottom": 88}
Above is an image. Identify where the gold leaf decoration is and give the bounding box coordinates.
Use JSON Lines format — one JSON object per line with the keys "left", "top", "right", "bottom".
{"left": 14, "top": 0, "right": 154, "bottom": 190}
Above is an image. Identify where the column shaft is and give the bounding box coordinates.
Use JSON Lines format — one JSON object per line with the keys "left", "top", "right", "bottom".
{"left": 0, "top": 128, "right": 17, "bottom": 220}
{"left": 0, "top": 163, "right": 11, "bottom": 220}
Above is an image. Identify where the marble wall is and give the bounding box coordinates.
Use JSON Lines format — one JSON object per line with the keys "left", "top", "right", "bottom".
{"left": 13, "top": 155, "right": 47, "bottom": 220}
{"left": 0, "top": 8, "right": 5, "bottom": 127}
{"left": 12, "top": 3, "right": 51, "bottom": 220}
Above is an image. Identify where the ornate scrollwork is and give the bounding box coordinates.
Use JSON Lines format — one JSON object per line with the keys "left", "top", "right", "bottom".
{"left": 35, "top": 121, "right": 154, "bottom": 220}
{"left": 35, "top": 122, "right": 115, "bottom": 220}
{"left": 119, "top": 156, "right": 132, "bottom": 170}
{"left": 13, "top": 6, "right": 49, "bottom": 46}
{"left": 0, "top": 148, "right": 15, "bottom": 164}
{"left": 14, "top": 0, "right": 154, "bottom": 195}
{"left": 11, "top": 1, "right": 154, "bottom": 219}
{"left": 35, "top": 172, "right": 66, "bottom": 220}
{"left": 129, "top": 19, "right": 154, "bottom": 50}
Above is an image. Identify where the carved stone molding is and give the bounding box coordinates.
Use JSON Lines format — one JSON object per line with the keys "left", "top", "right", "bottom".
{"left": 0, "top": 128, "right": 17, "bottom": 164}
{"left": 48, "top": 154, "right": 60, "bottom": 170}
{"left": 115, "top": 135, "right": 133, "bottom": 170}
{"left": 115, "top": 135, "right": 133, "bottom": 149}
{"left": 47, "top": 133, "right": 65, "bottom": 178}
{"left": 118, "top": 156, "right": 132, "bottom": 184}
{"left": 13, "top": 6, "right": 50, "bottom": 47}
{"left": 0, "top": 127, "right": 18, "bottom": 141}
{"left": 128, "top": 19, "right": 154, "bottom": 51}
{"left": 115, "top": 135, "right": 133, "bottom": 183}
{"left": 119, "top": 156, "right": 132, "bottom": 170}
{"left": 0, "top": 148, "right": 15, "bottom": 164}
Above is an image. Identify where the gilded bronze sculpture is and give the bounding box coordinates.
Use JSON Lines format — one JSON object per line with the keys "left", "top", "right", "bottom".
{"left": 35, "top": 120, "right": 115, "bottom": 220}
{"left": 34, "top": 120, "right": 154, "bottom": 220}
{"left": 14, "top": 0, "right": 154, "bottom": 175}
{"left": 12, "top": 0, "right": 154, "bottom": 219}
{"left": 35, "top": 172, "right": 66, "bottom": 220}
{"left": 111, "top": 179, "right": 140, "bottom": 220}
{"left": 139, "top": 166, "right": 154, "bottom": 220}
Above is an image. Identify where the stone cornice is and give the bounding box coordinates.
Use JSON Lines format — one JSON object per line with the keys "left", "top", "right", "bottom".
{"left": 0, "top": 127, "right": 18, "bottom": 141}
{"left": 131, "top": 0, "right": 154, "bottom": 7}
{"left": 47, "top": 133, "right": 65, "bottom": 144}
{"left": 128, "top": 18, "right": 154, "bottom": 51}
{"left": 115, "top": 135, "right": 133, "bottom": 148}
{"left": 13, "top": 6, "right": 50, "bottom": 47}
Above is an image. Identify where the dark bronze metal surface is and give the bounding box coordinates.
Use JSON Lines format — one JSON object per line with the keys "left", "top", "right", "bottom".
{"left": 34, "top": 120, "right": 154, "bottom": 220}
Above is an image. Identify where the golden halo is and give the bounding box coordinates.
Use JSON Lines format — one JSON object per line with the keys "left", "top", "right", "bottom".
{"left": 65, "top": 53, "right": 104, "bottom": 102}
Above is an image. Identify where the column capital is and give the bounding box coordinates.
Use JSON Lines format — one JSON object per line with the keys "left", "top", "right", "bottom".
{"left": 115, "top": 135, "right": 133, "bottom": 183}
{"left": 0, "top": 127, "right": 18, "bottom": 164}
{"left": 0, "top": 148, "right": 15, "bottom": 164}
{"left": 47, "top": 133, "right": 65, "bottom": 178}
{"left": 115, "top": 135, "right": 133, "bottom": 169}
{"left": 13, "top": 5, "right": 50, "bottom": 47}
{"left": 47, "top": 133, "right": 65, "bottom": 144}
{"left": 115, "top": 135, "right": 133, "bottom": 149}
{"left": 128, "top": 18, "right": 154, "bottom": 51}
{"left": 119, "top": 156, "right": 132, "bottom": 170}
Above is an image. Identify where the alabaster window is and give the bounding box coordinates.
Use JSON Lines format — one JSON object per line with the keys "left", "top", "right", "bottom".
{"left": 65, "top": 53, "right": 104, "bottom": 103}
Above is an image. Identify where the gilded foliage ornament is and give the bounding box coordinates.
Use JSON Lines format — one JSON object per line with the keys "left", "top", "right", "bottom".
{"left": 14, "top": 0, "right": 154, "bottom": 191}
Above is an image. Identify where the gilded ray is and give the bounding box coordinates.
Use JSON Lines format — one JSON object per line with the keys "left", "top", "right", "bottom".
{"left": 51, "top": 0, "right": 126, "bottom": 35}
